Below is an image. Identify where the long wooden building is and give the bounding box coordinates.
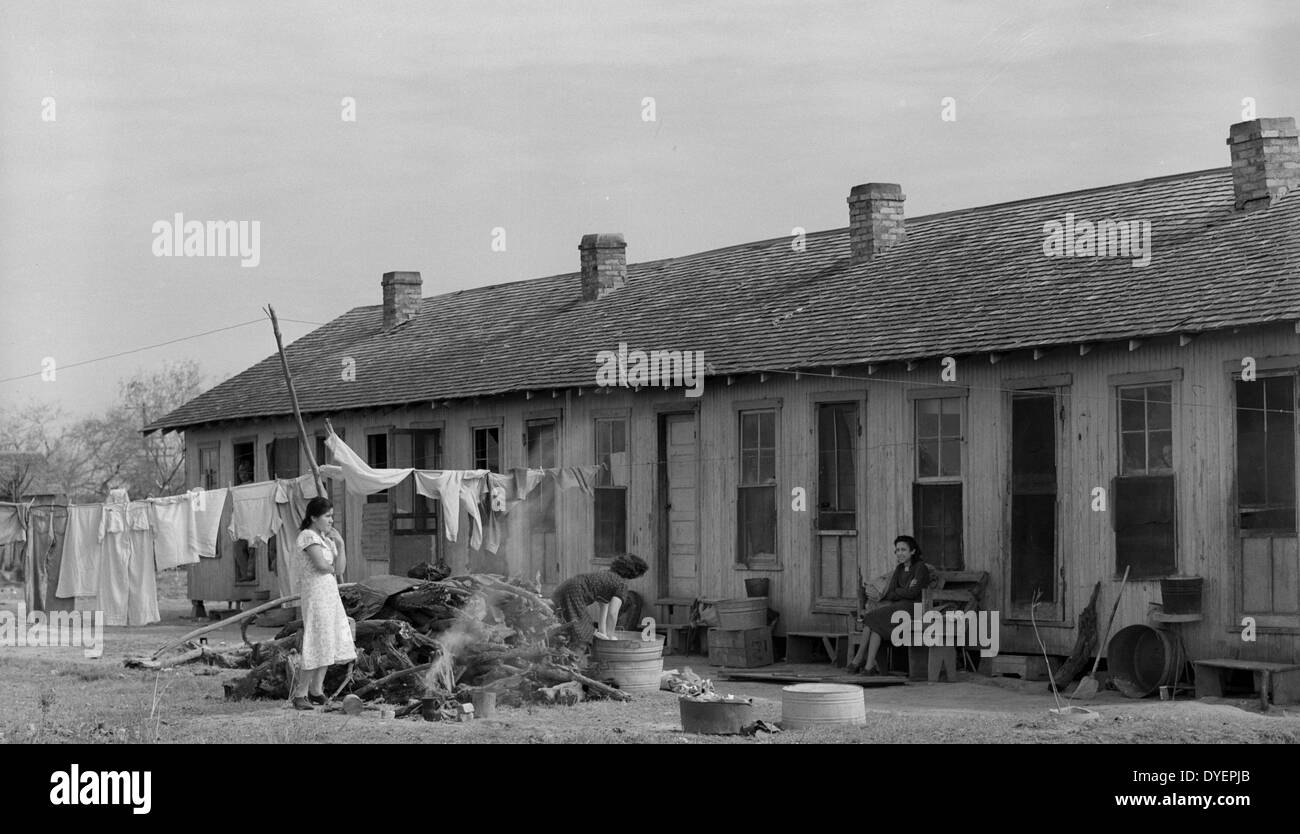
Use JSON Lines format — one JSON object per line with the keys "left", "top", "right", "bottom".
{"left": 147, "top": 117, "right": 1300, "bottom": 664}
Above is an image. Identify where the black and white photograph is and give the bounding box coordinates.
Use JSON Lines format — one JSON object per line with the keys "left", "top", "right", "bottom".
{"left": 0, "top": 0, "right": 1296, "bottom": 807}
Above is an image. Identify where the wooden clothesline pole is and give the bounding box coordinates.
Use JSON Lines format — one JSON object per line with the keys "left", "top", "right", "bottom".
{"left": 265, "top": 305, "right": 326, "bottom": 498}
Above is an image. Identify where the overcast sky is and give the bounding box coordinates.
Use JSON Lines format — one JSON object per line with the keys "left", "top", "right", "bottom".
{"left": 2, "top": 0, "right": 1297, "bottom": 416}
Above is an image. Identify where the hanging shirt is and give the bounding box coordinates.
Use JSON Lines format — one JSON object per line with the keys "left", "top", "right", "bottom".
{"left": 323, "top": 431, "right": 412, "bottom": 495}
{"left": 412, "top": 470, "right": 488, "bottom": 549}
{"left": 484, "top": 473, "right": 523, "bottom": 554}
{"left": 227, "top": 481, "right": 280, "bottom": 545}
{"left": 149, "top": 493, "right": 200, "bottom": 570}
{"left": 0, "top": 502, "right": 28, "bottom": 545}
{"left": 189, "top": 487, "right": 228, "bottom": 558}
{"left": 57, "top": 505, "right": 104, "bottom": 599}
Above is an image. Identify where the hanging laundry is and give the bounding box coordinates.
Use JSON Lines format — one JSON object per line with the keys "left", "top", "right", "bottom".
{"left": 413, "top": 470, "right": 465, "bottom": 543}
{"left": 484, "top": 473, "right": 523, "bottom": 554}
{"left": 96, "top": 492, "right": 160, "bottom": 627}
{"left": 461, "top": 472, "right": 488, "bottom": 550}
{"left": 323, "top": 431, "right": 412, "bottom": 495}
{"left": 25, "top": 505, "right": 73, "bottom": 613}
{"left": 228, "top": 481, "right": 280, "bottom": 545}
{"left": 512, "top": 467, "right": 548, "bottom": 501}
{"left": 56, "top": 505, "right": 104, "bottom": 599}
{"left": 273, "top": 477, "right": 313, "bottom": 599}
{"left": 0, "top": 501, "right": 28, "bottom": 546}
{"left": 149, "top": 493, "right": 200, "bottom": 570}
{"left": 549, "top": 465, "right": 602, "bottom": 496}
{"left": 188, "top": 487, "right": 228, "bottom": 558}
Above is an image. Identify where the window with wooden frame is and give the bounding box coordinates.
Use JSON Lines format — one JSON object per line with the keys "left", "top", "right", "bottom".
{"left": 232, "top": 439, "right": 256, "bottom": 486}
{"left": 815, "top": 400, "right": 860, "bottom": 607}
{"left": 913, "top": 394, "right": 964, "bottom": 569}
{"left": 594, "top": 417, "right": 629, "bottom": 559}
{"left": 737, "top": 407, "right": 778, "bottom": 565}
{"left": 198, "top": 444, "right": 219, "bottom": 491}
{"left": 473, "top": 426, "right": 502, "bottom": 473}
{"left": 1236, "top": 374, "right": 1296, "bottom": 533}
{"left": 266, "top": 436, "right": 300, "bottom": 479}
{"left": 393, "top": 428, "right": 442, "bottom": 535}
{"left": 366, "top": 433, "right": 389, "bottom": 503}
{"left": 1113, "top": 378, "right": 1177, "bottom": 578}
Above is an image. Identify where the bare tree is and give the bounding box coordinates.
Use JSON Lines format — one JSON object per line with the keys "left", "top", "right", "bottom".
{"left": 0, "top": 402, "right": 92, "bottom": 502}
{"left": 76, "top": 360, "right": 205, "bottom": 499}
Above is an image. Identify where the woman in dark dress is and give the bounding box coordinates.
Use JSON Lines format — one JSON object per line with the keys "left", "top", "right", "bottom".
{"left": 551, "top": 554, "right": 649, "bottom": 648}
{"left": 846, "top": 536, "right": 930, "bottom": 675}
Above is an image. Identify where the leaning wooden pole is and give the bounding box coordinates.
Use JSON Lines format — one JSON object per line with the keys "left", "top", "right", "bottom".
{"left": 265, "top": 305, "right": 326, "bottom": 498}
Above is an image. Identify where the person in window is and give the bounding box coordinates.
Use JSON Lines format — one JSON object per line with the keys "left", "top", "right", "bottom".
{"left": 290, "top": 497, "right": 357, "bottom": 709}
{"left": 846, "top": 535, "right": 930, "bottom": 675}
{"left": 551, "top": 555, "right": 649, "bottom": 649}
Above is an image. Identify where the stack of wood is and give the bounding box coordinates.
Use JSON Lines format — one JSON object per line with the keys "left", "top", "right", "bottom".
{"left": 132, "top": 573, "right": 630, "bottom": 714}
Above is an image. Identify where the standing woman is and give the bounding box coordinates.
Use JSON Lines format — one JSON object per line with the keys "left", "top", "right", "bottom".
{"left": 551, "top": 554, "right": 649, "bottom": 650}
{"left": 290, "top": 497, "right": 357, "bottom": 709}
{"left": 846, "top": 535, "right": 930, "bottom": 675}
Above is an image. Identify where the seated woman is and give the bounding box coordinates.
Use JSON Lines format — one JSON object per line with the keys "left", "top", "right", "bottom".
{"left": 550, "top": 554, "right": 649, "bottom": 649}
{"left": 846, "top": 535, "right": 930, "bottom": 675}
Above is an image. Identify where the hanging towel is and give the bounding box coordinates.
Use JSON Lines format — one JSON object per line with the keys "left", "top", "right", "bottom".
{"left": 149, "top": 493, "right": 200, "bottom": 570}
{"left": 189, "top": 487, "right": 228, "bottom": 558}
{"left": 512, "top": 467, "right": 548, "bottom": 501}
{"left": 228, "top": 481, "right": 280, "bottom": 545}
{"left": 57, "top": 505, "right": 104, "bottom": 598}
{"left": 0, "top": 501, "right": 28, "bottom": 545}
{"left": 550, "top": 465, "right": 602, "bottom": 496}
{"left": 324, "top": 431, "right": 412, "bottom": 495}
{"left": 413, "top": 470, "right": 465, "bottom": 543}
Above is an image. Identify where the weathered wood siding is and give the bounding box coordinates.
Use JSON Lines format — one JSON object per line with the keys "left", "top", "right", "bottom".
{"left": 179, "top": 321, "right": 1299, "bottom": 663}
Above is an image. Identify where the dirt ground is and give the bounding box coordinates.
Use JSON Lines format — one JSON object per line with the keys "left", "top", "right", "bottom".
{"left": 3, "top": 575, "right": 1300, "bottom": 744}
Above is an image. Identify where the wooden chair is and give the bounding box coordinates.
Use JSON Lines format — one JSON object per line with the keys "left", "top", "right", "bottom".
{"left": 849, "top": 567, "right": 989, "bottom": 680}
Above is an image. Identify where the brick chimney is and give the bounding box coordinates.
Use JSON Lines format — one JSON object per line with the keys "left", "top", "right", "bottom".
{"left": 847, "top": 182, "right": 906, "bottom": 263}
{"left": 580, "top": 233, "right": 627, "bottom": 300}
{"left": 1226, "top": 117, "right": 1300, "bottom": 211}
{"left": 381, "top": 271, "right": 422, "bottom": 329}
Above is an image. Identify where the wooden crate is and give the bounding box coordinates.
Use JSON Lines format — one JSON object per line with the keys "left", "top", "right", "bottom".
{"left": 708, "top": 626, "right": 773, "bottom": 668}
{"left": 985, "top": 654, "right": 1055, "bottom": 681}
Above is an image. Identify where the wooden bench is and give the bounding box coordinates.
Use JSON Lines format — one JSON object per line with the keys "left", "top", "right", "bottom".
{"left": 653, "top": 598, "right": 704, "bottom": 655}
{"left": 1193, "top": 659, "right": 1300, "bottom": 709}
{"left": 851, "top": 568, "right": 990, "bottom": 681}
{"left": 785, "top": 632, "right": 851, "bottom": 665}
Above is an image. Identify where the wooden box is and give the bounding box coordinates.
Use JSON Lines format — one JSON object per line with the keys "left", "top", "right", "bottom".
{"left": 708, "top": 626, "right": 773, "bottom": 668}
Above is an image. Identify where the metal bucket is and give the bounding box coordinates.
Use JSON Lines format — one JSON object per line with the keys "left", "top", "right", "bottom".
{"left": 679, "top": 697, "right": 754, "bottom": 734}
{"left": 1159, "top": 576, "right": 1203, "bottom": 615}
{"left": 781, "top": 683, "right": 866, "bottom": 729}
{"left": 744, "top": 578, "right": 771, "bottom": 598}
{"left": 1107, "top": 624, "right": 1185, "bottom": 698}
{"left": 714, "top": 597, "right": 767, "bottom": 630}
{"left": 590, "top": 630, "right": 664, "bottom": 695}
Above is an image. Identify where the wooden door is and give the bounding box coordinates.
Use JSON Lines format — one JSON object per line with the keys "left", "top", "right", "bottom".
{"left": 660, "top": 412, "right": 700, "bottom": 598}
{"left": 526, "top": 419, "right": 559, "bottom": 586}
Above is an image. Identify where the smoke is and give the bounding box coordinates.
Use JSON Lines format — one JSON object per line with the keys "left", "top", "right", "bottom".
{"left": 422, "top": 602, "right": 485, "bottom": 694}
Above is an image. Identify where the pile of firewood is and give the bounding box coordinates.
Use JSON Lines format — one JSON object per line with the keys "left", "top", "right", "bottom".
{"left": 131, "top": 573, "right": 631, "bottom": 715}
